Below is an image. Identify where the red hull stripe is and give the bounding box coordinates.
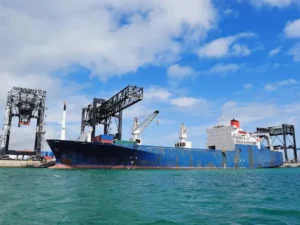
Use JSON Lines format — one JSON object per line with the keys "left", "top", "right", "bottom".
{"left": 49, "top": 164, "right": 234, "bottom": 169}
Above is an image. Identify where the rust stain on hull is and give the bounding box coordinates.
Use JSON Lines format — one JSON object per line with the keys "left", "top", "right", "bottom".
{"left": 234, "top": 150, "right": 240, "bottom": 168}
{"left": 222, "top": 151, "right": 227, "bottom": 168}
{"left": 248, "top": 147, "right": 253, "bottom": 168}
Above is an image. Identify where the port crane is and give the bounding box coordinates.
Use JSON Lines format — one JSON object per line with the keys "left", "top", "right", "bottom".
{"left": 0, "top": 87, "right": 46, "bottom": 159}
{"left": 131, "top": 110, "right": 159, "bottom": 144}
{"left": 175, "top": 123, "right": 192, "bottom": 148}
{"left": 81, "top": 85, "right": 143, "bottom": 140}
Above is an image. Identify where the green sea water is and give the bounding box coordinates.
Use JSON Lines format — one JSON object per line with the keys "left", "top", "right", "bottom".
{"left": 0, "top": 168, "right": 300, "bottom": 225}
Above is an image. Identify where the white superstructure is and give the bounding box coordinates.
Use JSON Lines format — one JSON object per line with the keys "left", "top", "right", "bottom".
{"left": 175, "top": 123, "right": 192, "bottom": 148}
{"left": 206, "top": 117, "right": 272, "bottom": 151}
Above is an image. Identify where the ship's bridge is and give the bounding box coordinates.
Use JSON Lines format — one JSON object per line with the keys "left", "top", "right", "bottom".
{"left": 206, "top": 118, "right": 260, "bottom": 151}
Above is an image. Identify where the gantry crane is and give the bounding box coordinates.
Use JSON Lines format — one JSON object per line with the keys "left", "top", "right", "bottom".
{"left": 131, "top": 110, "right": 159, "bottom": 144}
{"left": 81, "top": 85, "right": 143, "bottom": 140}
{"left": 0, "top": 87, "right": 46, "bottom": 158}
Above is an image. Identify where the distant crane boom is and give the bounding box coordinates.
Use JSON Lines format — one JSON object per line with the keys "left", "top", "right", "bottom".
{"left": 131, "top": 110, "right": 159, "bottom": 144}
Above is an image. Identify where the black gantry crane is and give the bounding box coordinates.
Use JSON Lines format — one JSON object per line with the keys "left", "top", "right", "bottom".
{"left": 0, "top": 87, "right": 47, "bottom": 158}
{"left": 81, "top": 85, "right": 143, "bottom": 140}
{"left": 256, "top": 124, "right": 297, "bottom": 163}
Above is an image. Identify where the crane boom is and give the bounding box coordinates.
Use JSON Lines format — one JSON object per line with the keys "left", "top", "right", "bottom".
{"left": 131, "top": 110, "right": 159, "bottom": 144}
{"left": 81, "top": 85, "right": 143, "bottom": 140}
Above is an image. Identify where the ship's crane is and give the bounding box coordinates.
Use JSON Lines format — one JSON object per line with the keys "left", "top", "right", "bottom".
{"left": 175, "top": 123, "right": 192, "bottom": 148}
{"left": 131, "top": 110, "right": 159, "bottom": 144}
{"left": 179, "top": 123, "right": 187, "bottom": 142}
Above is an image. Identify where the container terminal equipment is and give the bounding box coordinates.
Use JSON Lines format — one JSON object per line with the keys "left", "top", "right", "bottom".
{"left": 0, "top": 87, "right": 55, "bottom": 168}
{"left": 47, "top": 85, "right": 285, "bottom": 169}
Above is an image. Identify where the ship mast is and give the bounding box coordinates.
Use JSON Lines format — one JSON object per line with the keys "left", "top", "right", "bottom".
{"left": 60, "top": 102, "right": 66, "bottom": 140}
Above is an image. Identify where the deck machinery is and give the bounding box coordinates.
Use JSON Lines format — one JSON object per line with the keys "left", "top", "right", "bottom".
{"left": 0, "top": 87, "right": 47, "bottom": 159}
{"left": 256, "top": 124, "right": 297, "bottom": 163}
{"left": 80, "top": 85, "right": 143, "bottom": 141}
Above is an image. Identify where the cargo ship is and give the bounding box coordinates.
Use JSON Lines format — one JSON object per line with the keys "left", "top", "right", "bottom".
{"left": 47, "top": 117, "right": 283, "bottom": 169}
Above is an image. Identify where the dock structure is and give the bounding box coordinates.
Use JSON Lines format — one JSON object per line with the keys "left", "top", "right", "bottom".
{"left": 0, "top": 159, "right": 55, "bottom": 168}
{"left": 281, "top": 162, "right": 300, "bottom": 168}
{"left": 256, "top": 124, "right": 297, "bottom": 163}
{"left": 0, "top": 86, "right": 47, "bottom": 160}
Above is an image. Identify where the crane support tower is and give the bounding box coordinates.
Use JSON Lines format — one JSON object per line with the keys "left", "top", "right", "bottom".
{"left": 256, "top": 124, "right": 297, "bottom": 163}
{"left": 131, "top": 110, "right": 159, "bottom": 144}
{"left": 81, "top": 85, "right": 143, "bottom": 140}
{"left": 0, "top": 87, "right": 47, "bottom": 158}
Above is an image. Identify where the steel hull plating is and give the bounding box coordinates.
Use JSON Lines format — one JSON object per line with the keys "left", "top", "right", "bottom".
{"left": 47, "top": 140, "right": 283, "bottom": 169}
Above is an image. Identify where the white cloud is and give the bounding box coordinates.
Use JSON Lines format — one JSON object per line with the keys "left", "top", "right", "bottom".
{"left": 284, "top": 18, "right": 300, "bottom": 38}
{"left": 269, "top": 47, "right": 281, "bottom": 56}
{"left": 221, "top": 101, "right": 277, "bottom": 125}
{"left": 197, "top": 32, "right": 255, "bottom": 58}
{"left": 231, "top": 44, "right": 252, "bottom": 56}
{"left": 0, "top": 0, "right": 217, "bottom": 80}
{"left": 167, "top": 64, "right": 195, "bottom": 79}
{"left": 208, "top": 63, "right": 240, "bottom": 74}
{"left": 122, "top": 86, "right": 211, "bottom": 121}
{"left": 244, "top": 83, "right": 253, "bottom": 90}
{"left": 144, "top": 86, "right": 172, "bottom": 101}
{"left": 224, "top": 9, "right": 239, "bottom": 17}
{"left": 170, "top": 97, "right": 200, "bottom": 108}
{"left": 123, "top": 103, "right": 156, "bottom": 120}
{"left": 288, "top": 43, "right": 300, "bottom": 61}
{"left": 264, "top": 78, "right": 298, "bottom": 91}
{"left": 0, "top": 0, "right": 218, "bottom": 150}
{"left": 273, "top": 63, "right": 281, "bottom": 68}
{"left": 250, "top": 0, "right": 298, "bottom": 8}
{"left": 264, "top": 84, "right": 275, "bottom": 91}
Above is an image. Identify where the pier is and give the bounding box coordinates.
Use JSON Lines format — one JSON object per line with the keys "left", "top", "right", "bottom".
{"left": 280, "top": 162, "right": 300, "bottom": 168}
{"left": 0, "top": 159, "right": 55, "bottom": 168}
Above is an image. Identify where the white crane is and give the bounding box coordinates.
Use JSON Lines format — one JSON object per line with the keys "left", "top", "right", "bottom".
{"left": 175, "top": 123, "right": 192, "bottom": 148}
{"left": 179, "top": 123, "right": 187, "bottom": 142}
{"left": 131, "top": 110, "right": 159, "bottom": 144}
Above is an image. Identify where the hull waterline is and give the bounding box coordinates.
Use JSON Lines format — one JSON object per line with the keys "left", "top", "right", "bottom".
{"left": 47, "top": 140, "right": 283, "bottom": 169}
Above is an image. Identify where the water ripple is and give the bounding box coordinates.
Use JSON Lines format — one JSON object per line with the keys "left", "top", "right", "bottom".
{"left": 0, "top": 168, "right": 300, "bottom": 225}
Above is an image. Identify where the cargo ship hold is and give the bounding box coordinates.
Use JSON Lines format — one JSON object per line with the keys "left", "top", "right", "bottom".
{"left": 47, "top": 118, "right": 283, "bottom": 169}
{"left": 46, "top": 85, "right": 283, "bottom": 169}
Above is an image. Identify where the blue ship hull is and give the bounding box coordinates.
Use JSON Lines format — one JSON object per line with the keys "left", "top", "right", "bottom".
{"left": 46, "top": 140, "right": 283, "bottom": 169}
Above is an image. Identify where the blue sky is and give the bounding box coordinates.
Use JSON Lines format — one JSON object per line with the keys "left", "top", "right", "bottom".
{"left": 0, "top": 0, "right": 300, "bottom": 159}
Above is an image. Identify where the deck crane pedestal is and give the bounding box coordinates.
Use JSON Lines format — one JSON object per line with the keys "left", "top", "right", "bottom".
{"left": 175, "top": 123, "right": 192, "bottom": 148}
{"left": 131, "top": 110, "right": 159, "bottom": 145}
